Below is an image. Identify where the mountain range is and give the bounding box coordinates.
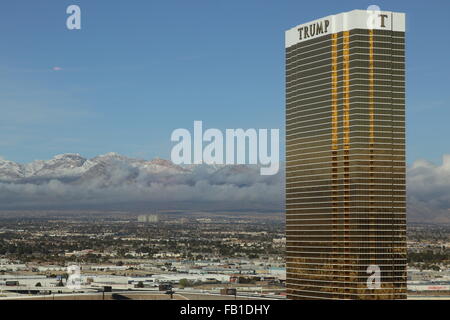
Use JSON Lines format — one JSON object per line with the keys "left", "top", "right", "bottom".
{"left": 0, "top": 153, "right": 449, "bottom": 224}
{"left": 0, "top": 153, "right": 283, "bottom": 212}
{"left": 0, "top": 153, "right": 185, "bottom": 182}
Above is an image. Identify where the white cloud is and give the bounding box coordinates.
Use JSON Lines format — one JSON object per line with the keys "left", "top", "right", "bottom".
{"left": 0, "top": 156, "right": 284, "bottom": 211}
{"left": 408, "top": 155, "right": 450, "bottom": 218}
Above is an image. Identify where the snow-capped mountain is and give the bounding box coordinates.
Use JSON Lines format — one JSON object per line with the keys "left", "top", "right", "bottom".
{"left": 24, "top": 153, "right": 88, "bottom": 178}
{"left": 0, "top": 157, "right": 25, "bottom": 180}
{"left": 0, "top": 152, "right": 283, "bottom": 211}
{"left": 0, "top": 153, "right": 188, "bottom": 183}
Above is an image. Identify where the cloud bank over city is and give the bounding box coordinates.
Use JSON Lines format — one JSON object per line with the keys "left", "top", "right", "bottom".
{"left": 407, "top": 154, "right": 450, "bottom": 223}
{"left": 0, "top": 153, "right": 283, "bottom": 212}
{"left": 0, "top": 152, "right": 449, "bottom": 222}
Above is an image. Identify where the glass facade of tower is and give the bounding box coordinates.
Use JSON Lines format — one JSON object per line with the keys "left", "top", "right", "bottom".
{"left": 285, "top": 10, "right": 407, "bottom": 299}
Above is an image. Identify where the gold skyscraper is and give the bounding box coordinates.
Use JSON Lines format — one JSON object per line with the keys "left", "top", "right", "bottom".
{"left": 285, "top": 9, "right": 407, "bottom": 299}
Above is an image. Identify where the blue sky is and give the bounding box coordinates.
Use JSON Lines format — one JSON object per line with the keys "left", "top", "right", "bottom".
{"left": 0, "top": 0, "right": 449, "bottom": 165}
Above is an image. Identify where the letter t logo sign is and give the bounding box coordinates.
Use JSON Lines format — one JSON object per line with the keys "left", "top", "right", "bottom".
{"left": 378, "top": 14, "right": 388, "bottom": 28}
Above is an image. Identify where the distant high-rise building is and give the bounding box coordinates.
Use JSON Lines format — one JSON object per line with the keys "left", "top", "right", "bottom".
{"left": 138, "top": 214, "right": 159, "bottom": 223}
{"left": 285, "top": 9, "right": 407, "bottom": 299}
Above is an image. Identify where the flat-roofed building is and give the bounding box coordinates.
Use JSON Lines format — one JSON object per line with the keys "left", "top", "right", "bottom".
{"left": 285, "top": 9, "right": 407, "bottom": 300}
